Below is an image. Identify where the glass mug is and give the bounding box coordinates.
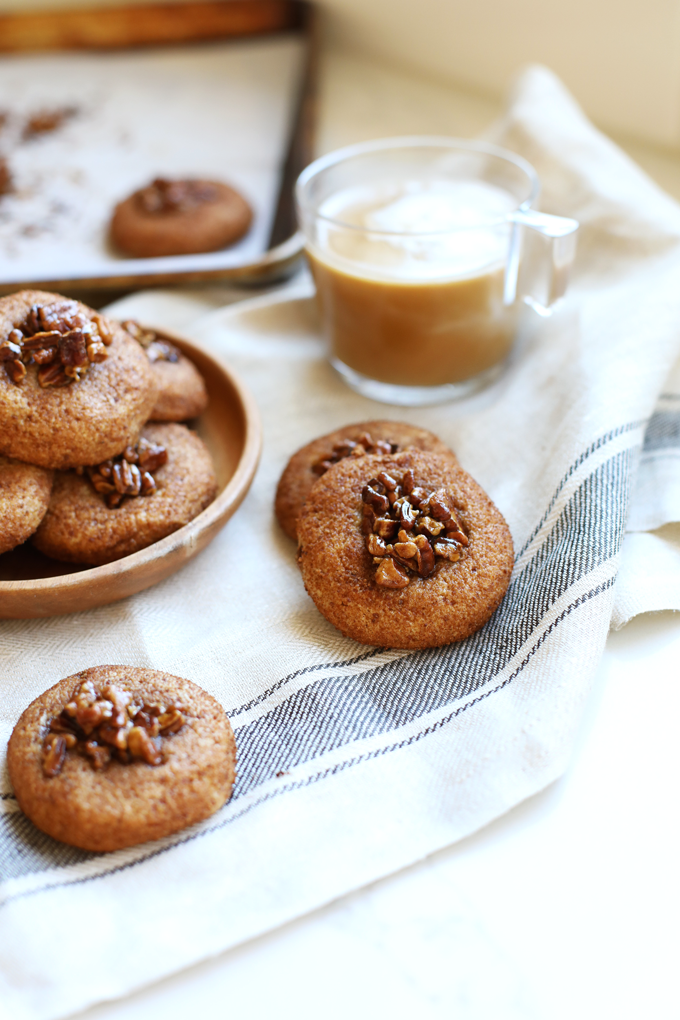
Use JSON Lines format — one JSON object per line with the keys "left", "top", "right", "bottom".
{"left": 295, "top": 137, "right": 578, "bottom": 405}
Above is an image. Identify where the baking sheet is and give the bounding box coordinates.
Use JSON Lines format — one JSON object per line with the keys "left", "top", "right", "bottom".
{"left": 0, "top": 33, "right": 304, "bottom": 284}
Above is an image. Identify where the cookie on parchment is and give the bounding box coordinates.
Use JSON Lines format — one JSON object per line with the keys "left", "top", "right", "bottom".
{"left": 120, "top": 319, "right": 208, "bottom": 422}
{"left": 297, "top": 450, "right": 513, "bottom": 649}
{"left": 0, "top": 455, "right": 53, "bottom": 555}
{"left": 110, "top": 177, "right": 253, "bottom": 257}
{"left": 7, "top": 665, "right": 236, "bottom": 852}
{"left": 275, "top": 420, "right": 457, "bottom": 541}
{"left": 0, "top": 290, "right": 158, "bottom": 469}
{"left": 32, "top": 422, "right": 217, "bottom": 565}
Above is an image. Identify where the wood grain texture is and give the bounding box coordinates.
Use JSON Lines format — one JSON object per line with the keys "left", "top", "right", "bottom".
{"left": 0, "top": 330, "right": 262, "bottom": 618}
{"left": 0, "top": 0, "right": 303, "bottom": 52}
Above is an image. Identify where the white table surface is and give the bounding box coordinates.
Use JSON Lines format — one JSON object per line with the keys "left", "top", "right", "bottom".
{"left": 66, "top": 44, "right": 680, "bottom": 1020}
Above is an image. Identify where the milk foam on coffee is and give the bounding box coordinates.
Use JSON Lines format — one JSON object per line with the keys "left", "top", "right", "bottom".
{"left": 316, "top": 180, "right": 517, "bottom": 282}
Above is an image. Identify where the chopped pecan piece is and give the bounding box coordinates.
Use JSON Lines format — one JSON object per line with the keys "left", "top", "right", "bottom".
{"left": 158, "top": 707, "right": 184, "bottom": 734}
{"left": 121, "top": 319, "right": 180, "bottom": 362}
{"left": 83, "top": 741, "right": 111, "bottom": 770}
{"left": 375, "top": 558, "right": 409, "bottom": 589}
{"left": 43, "top": 735, "right": 66, "bottom": 777}
{"left": 373, "top": 517, "right": 399, "bottom": 540}
{"left": 0, "top": 341, "right": 21, "bottom": 362}
{"left": 38, "top": 362, "right": 70, "bottom": 387}
{"left": 23, "top": 107, "right": 76, "bottom": 140}
{"left": 127, "top": 726, "right": 163, "bottom": 765}
{"left": 137, "top": 438, "right": 168, "bottom": 473}
{"left": 0, "top": 157, "right": 11, "bottom": 196}
{"left": 362, "top": 484, "right": 389, "bottom": 515}
{"left": 2, "top": 357, "right": 25, "bottom": 384}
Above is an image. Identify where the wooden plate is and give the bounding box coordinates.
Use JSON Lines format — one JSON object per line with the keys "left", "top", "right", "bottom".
{"left": 0, "top": 330, "right": 262, "bottom": 619}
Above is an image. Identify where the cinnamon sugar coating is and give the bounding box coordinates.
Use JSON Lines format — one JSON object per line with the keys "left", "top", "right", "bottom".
{"left": 32, "top": 423, "right": 217, "bottom": 565}
{"left": 297, "top": 451, "right": 513, "bottom": 649}
{"left": 0, "top": 455, "right": 53, "bottom": 554}
{"left": 0, "top": 290, "right": 158, "bottom": 469}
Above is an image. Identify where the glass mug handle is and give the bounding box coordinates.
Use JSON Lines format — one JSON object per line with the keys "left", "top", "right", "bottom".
{"left": 504, "top": 208, "right": 579, "bottom": 316}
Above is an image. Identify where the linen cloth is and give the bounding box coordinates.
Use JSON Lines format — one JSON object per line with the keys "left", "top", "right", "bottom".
{"left": 2, "top": 66, "right": 680, "bottom": 1019}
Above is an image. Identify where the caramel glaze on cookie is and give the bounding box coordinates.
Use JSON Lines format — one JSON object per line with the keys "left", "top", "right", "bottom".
{"left": 7, "top": 666, "right": 236, "bottom": 852}
{"left": 32, "top": 423, "right": 217, "bottom": 565}
{"left": 275, "top": 420, "right": 458, "bottom": 541}
{"left": 0, "top": 290, "right": 158, "bottom": 469}
{"left": 110, "top": 178, "right": 253, "bottom": 258}
{"left": 297, "top": 451, "right": 514, "bottom": 649}
{"left": 0, "top": 455, "right": 53, "bottom": 555}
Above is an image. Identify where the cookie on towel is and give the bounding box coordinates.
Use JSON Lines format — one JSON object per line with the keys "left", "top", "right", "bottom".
{"left": 110, "top": 177, "right": 252, "bottom": 257}
{"left": 0, "top": 290, "right": 157, "bottom": 469}
{"left": 32, "top": 423, "right": 217, "bottom": 565}
{"left": 7, "top": 665, "right": 236, "bottom": 852}
{"left": 297, "top": 450, "right": 513, "bottom": 649}
{"left": 0, "top": 455, "right": 53, "bottom": 555}
{"left": 275, "top": 420, "right": 457, "bottom": 541}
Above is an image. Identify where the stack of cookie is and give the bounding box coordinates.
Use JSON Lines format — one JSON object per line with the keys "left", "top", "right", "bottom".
{"left": 0, "top": 289, "right": 216, "bottom": 566}
{"left": 276, "top": 421, "right": 514, "bottom": 649}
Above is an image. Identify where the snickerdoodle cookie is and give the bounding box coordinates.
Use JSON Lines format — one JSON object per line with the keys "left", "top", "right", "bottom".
{"left": 297, "top": 450, "right": 513, "bottom": 649}
{"left": 111, "top": 177, "right": 252, "bottom": 257}
{"left": 0, "top": 455, "right": 53, "bottom": 555}
{"left": 0, "top": 291, "right": 157, "bottom": 469}
{"left": 32, "top": 423, "right": 217, "bottom": 565}
{"left": 8, "top": 665, "right": 236, "bottom": 852}
{"left": 275, "top": 420, "right": 457, "bottom": 541}
{"left": 120, "top": 319, "right": 208, "bottom": 422}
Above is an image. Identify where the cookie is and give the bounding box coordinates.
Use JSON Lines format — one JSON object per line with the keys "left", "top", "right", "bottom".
{"left": 297, "top": 450, "right": 513, "bottom": 649}
{"left": 275, "top": 420, "right": 458, "bottom": 541}
{"left": 0, "top": 290, "right": 158, "bottom": 469}
{"left": 32, "top": 422, "right": 217, "bottom": 565}
{"left": 0, "top": 455, "right": 53, "bottom": 555}
{"left": 121, "top": 320, "right": 208, "bottom": 422}
{"left": 110, "top": 177, "right": 253, "bottom": 257}
{"left": 7, "top": 665, "right": 236, "bottom": 852}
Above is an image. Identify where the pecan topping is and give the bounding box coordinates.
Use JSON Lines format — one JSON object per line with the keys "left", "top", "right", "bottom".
{"left": 22, "top": 106, "right": 77, "bottom": 140}
{"left": 121, "top": 319, "right": 180, "bottom": 363}
{"left": 0, "top": 157, "right": 12, "bottom": 197}
{"left": 361, "top": 468, "right": 469, "bottom": 588}
{"left": 136, "top": 178, "right": 219, "bottom": 215}
{"left": 85, "top": 436, "right": 167, "bottom": 508}
{"left": 312, "top": 431, "right": 398, "bottom": 476}
{"left": 41, "top": 679, "right": 186, "bottom": 777}
{"left": 1, "top": 301, "right": 112, "bottom": 386}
